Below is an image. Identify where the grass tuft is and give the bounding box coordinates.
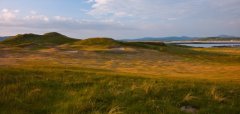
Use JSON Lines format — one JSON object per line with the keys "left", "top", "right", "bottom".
{"left": 108, "top": 106, "right": 124, "bottom": 114}
{"left": 183, "top": 92, "right": 198, "bottom": 102}
{"left": 210, "top": 87, "right": 227, "bottom": 103}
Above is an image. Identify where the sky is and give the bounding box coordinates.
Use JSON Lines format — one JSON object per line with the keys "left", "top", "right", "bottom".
{"left": 0, "top": 0, "right": 240, "bottom": 39}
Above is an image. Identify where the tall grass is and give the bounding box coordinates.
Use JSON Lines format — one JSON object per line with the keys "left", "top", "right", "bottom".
{"left": 0, "top": 66, "right": 240, "bottom": 114}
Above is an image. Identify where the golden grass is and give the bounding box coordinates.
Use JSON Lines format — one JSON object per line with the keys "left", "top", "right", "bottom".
{"left": 1, "top": 39, "right": 240, "bottom": 113}
{"left": 183, "top": 92, "right": 198, "bottom": 102}
{"left": 193, "top": 47, "right": 240, "bottom": 55}
{"left": 108, "top": 106, "right": 124, "bottom": 114}
{"left": 1, "top": 47, "right": 240, "bottom": 82}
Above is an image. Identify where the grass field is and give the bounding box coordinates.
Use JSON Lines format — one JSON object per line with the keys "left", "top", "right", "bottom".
{"left": 0, "top": 38, "right": 240, "bottom": 114}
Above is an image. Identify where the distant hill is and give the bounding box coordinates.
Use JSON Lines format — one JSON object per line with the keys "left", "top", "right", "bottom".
{"left": 68, "top": 37, "right": 124, "bottom": 50}
{"left": 123, "top": 36, "right": 196, "bottom": 42}
{"left": 63, "top": 37, "right": 167, "bottom": 51}
{"left": 1, "top": 32, "right": 78, "bottom": 48}
{"left": 1, "top": 33, "right": 166, "bottom": 50}
{"left": 216, "top": 35, "right": 237, "bottom": 38}
{"left": 77, "top": 38, "right": 120, "bottom": 46}
{"left": 195, "top": 37, "right": 240, "bottom": 41}
{"left": 0, "top": 36, "right": 10, "bottom": 41}
{"left": 123, "top": 35, "right": 240, "bottom": 42}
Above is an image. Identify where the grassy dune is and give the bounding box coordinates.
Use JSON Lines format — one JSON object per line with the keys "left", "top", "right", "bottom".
{"left": 0, "top": 36, "right": 240, "bottom": 114}
{"left": 0, "top": 32, "right": 78, "bottom": 49}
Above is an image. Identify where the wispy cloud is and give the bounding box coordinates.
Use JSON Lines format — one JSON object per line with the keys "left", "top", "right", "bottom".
{"left": 0, "top": 0, "right": 240, "bottom": 38}
{"left": 85, "top": 0, "right": 240, "bottom": 37}
{"left": 0, "top": 9, "right": 19, "bottom": 22}
{"left": 87, "top": 0, "right": 201, "bottom": 20}
{"left": 0, "top": 8, "right": 136, "bottom": 38}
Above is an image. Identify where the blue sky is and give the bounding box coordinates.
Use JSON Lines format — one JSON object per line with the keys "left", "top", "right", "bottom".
{"left": 0, "top": 0, "right": 240, "bottom": 39}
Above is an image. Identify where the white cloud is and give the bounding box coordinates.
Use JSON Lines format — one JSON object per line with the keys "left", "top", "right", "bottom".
{"left": 0, "top": 8, "right": 135, "bottom": 38}
{"left": 14, "top": 10, "right": 19, "bottom": 13}
{"left": 0, "top": 8, "right": 18, "bottom": 22}
{"left": 0, "top": 9, "right": 49, "bottom": 23}
{"left": 24, "top": 15, "right": 49, "bottom": 22}
{"left": 30, "top": 10, "right": 37, "bottom": 15}
{"left": 24, "top": 11, "right": 49, "bottom": 22}
{"left": 54, "top": 16, "right": 73, "bottom": 22}
{"left": 87, "top": 0, "right": 240, "bottom": 21}
{"left": 86, "top": 0, "right": 199, "bottom": 20}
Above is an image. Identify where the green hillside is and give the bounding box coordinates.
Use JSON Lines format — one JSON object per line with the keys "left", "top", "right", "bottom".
{"left": 1, "top": 34, "right": 167, "bottom": 51}
{"left": 78, "top": 38, "right": 120, "bottom": 46}
{"left": 0, "top": 32, "right": 78, "bottom": 49}
{"left": 68, "top": 38, "right": 167, "bottom": 51}
{"left": 68, "top": 38, "right": 124, "bottom": 50}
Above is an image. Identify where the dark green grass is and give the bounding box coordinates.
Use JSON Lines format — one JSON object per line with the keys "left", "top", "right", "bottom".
{"left": 0, "top": 66, "right": 240, "bottom": 114}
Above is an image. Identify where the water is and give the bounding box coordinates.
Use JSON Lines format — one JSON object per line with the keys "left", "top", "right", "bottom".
{"left": 179, "top": 44, "right": 240, "bottom": 48}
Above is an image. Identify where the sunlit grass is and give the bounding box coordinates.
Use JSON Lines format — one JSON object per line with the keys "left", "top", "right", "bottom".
{"left": 0, "top": 66, "right": 240, "bottom": 114}
{"left": 0, "top": 40, "right": 240, "bottom": 113}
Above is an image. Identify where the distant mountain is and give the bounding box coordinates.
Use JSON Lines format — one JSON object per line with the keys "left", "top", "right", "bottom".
{"left": 0, "top": 36, "right": 10, "bottom": 41}
{"left": 195, "top": 37, "right": 240, "bottom": 41}
{"left": 216, "top": 35, "right": 237, "bottom": 38}
{"left": 122, "top": 36, "right": 196, "bottom": 42}
{"left": 123, "top": 35, "right": 240, "bottom": 42}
